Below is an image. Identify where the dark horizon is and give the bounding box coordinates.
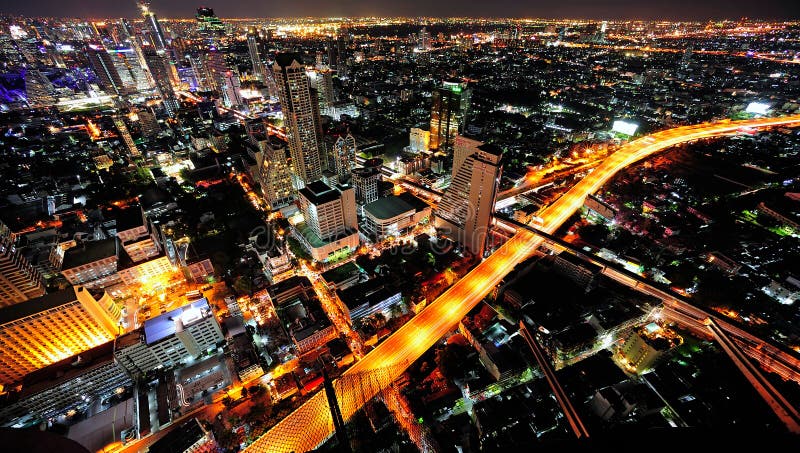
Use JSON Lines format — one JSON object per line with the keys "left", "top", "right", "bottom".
{"left": 0, "top": 0, "right": 799, "bottom": 21}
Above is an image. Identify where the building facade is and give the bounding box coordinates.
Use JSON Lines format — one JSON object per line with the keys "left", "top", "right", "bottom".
{"left": 429, "top": 80, "right": 471, "bottom": 151}
{"left": 272, "top": 54, "right": 324, "bottom": 185}
{"left": 0, "top": 286, "right": 122, "bottom": 385}
{"left": 435, "top": 138, "right": 502, "bottom": 257}
{"left": 0, "top": 223, "right": 46, "bottom": 307}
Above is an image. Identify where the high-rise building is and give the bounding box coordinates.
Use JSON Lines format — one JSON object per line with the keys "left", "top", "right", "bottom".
{"left": 247, "top": 30, "right": 267, "bottom": 81}
{"left": 203, "top": 49, "right": 228, "bottom": 94}
{"left": 220, "top": 70, "right": 243, "bottom": 108}
{"left": 255, "top": 140, "right": 294, "bottom": 210}
{"left": 429, "top": 80, "right": 471, "bottom": 151}
{"left": 294, "top": 181, "right": 359, "bottom": 262}
{"left": 138, "top": 1, "right": 167, "bottom": 50}
{"left": 196, "top": 7, "right": 224, "bottom": 35}
{"left": 298, "top": 181, "right": 357, "bottom": 242}
{"left": 0, "top": 222, "right": 45, "bottom": 307}
{"left": 0, "top": 286, "right": 122, "bottom": 385}
{"left": 351, "top": 166, "right": 381, "bottom": 205}
{"left": 418, "top": 27, "right": 431, "bottom": 50}
{"left": 108, "top": 47, "right": 150, "bottom": 92}
{"left": 435, "top": 137, "right": 502, "bottom": 257}
{"left": 113, "top": 116, "right": 140, "bottom": 157}
{"left": 409, "top": 127, "right": 431, "bottom": 152}
{"left": 307, "top": 67, "right": 335, "bottom": 110}
{"left": 333, "top": 133, "right": 357, "bottom": 182}
{"left": 273, "top": 54, "right": 325, "bottom": 186}
{"left": 142, "top": 48, "right": 178, "bottom": 116}
{"left": 23, "top": 69, "right": 55, "bottom": 108}
{"left": 87, "top": 47, "right": 125, "bottom": 95}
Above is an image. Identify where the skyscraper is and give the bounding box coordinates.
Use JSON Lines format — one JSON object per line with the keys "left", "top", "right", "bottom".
{"left": 298, "top": 181, "right": 357, "bottom": 242}
{"left": 0, "top": 286, "right": 122, "bottom": 385}
{"left": 0, "top": 222, "right": 45, "bottom": 307}
{"left": 114, "top": 116, "right": 140, "bottom": 157}
{"left": 220, "top": 70, "right": 243, "bottom": 108}
{"left": 256, "top": 140, "right": 294, "bottom": 209}
{"left": 351, "top": 166, "right": 380, "bottom": 205}
{"left": 87, "top": 47, "right": 125, "bottom": 95}
{"left": 196, "top": 7, "right": 224, "bottom": 36}
{"left": 307, "top": 67, "right": 335, "bottom": 110}
{"left": 142, "top": 47, "right": 178, "bottom": 116}
{"left": 435, "top": 137, "right": 503, "bottom": 257}
{"left": 429, "top": 80, "right": 471, "bottom": 151}
{"left": 418, "top": 27, "right": 432, "bottom": 51}
{"left": 273, "top": 53, "right": 324, "bottom": 186}
{"left": 138, "top": 1, "right": 167, "bottom": 50}
{"left": 333, "top": 133, "right": 357, "bottom": 182}
{"left": 247, "top": 30, "right": 267, "bottom": 81}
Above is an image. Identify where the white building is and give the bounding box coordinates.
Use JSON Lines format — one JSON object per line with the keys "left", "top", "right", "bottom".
{"left": 362, "top": 193, "right": 431, "bottom": 242}
{"left": 435, "top": 137, "right": 503, "bottom": 257}
{"left": 294, "top": 181, "right": 359, "bottom": 262}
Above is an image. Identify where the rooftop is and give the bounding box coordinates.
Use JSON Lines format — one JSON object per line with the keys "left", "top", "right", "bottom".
{"left": 20, "top": 340, "right": 117, "bottom": 396}
{"left": 0, "top": 286, "right": 85, "bottom": 326}
{"left": 143, "top": 298, "right": 213, "bottom": 345}
{"left": 62, "top": 238, "right": 118, "bottom": 269}
{"left": 364, "top": 196, "right": 415, "bottom": 220}
{"left": 299, "top": 181, "right": 340, "bottom": 205}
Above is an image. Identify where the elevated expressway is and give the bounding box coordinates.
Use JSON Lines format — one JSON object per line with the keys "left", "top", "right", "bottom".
{"left": 247, "top": 114, "right": 800, "bottom": 452}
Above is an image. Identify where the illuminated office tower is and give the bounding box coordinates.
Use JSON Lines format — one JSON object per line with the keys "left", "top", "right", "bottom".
{"left": 196, "top": 7, "right": 224, "bottom": 35}
{"left": 247, "top": 30, "right": 267, "bottom": 81}
{"left": 0, "top": 222, "right": 45, "bottom": 307}
{"left": 306, "top": 67, "right": 334, "bottom": 110}
{"left": 108, "top": 47, "right": 150, "bottom": 92}
{"left": 351, "top": 166, "right": 380, "bottom": 205}
{"left": 273, "top": 53, "right": 324, "bottom": 186}
{"left": 0, "top": 286, "right": 122, "bottom": 385}
{"left": 429, "top": 80, "right": 471, "bottom": 151}
{"left": 221, "top": 70, "right": 243, "bottom": 108}
{"left": 24, "top": 69, "right": 55, "bottom": 108}
{"left": 435, "top": 137, "right": 502, "bottom": 257}
{"left": 295, "top": 181, "right": 359, "bottom": 262}
{"left": 418, "top": 27, "right": 431, "bottom": 50}
{"left": 138, "top": 1, "right": 167, "bottom": 50}
{"left": 142, "top": 48, "right": 178, "bottom": 116}
{"left": 113, "top": 116, "right": 140, "bottom": 157}
{"left": 255, "top": 140, "right": 294, "bottom": 209}
{"left": 333, "top": 133, "right": 357, "bottom": 182}
{"left": 203, "top": 49, "right": 228, "bottom": 93}
{"left": 409, "top": 127, "right": 430, "bottom": 152}
{"left": 87, "top": 47, "right": 125, "bottom": 95}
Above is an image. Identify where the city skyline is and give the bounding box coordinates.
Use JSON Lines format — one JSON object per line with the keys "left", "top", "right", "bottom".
{"left": 0, "top": 0, "right": 799, "bottom": 20}
{"left": 0, "top": 7, "right": 799, "bottom": 453}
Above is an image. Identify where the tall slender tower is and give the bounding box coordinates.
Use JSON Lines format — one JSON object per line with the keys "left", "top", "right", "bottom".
{"left": 256, "top": 140, "right": 294, "bottom": 210}
{"left": 138, "top": 1, "right": 167, "bottom": 50}
{"left": 273, "top": 53, "right": 324, "bottom": 186}
{"left": 87, "top": 47, "right": 125, "bottom": 95}
{"left": 0, "top": 222, "right": 46, "bottom": 307}
{"left": 333, "top": 133, "right": 357, "bottom": 182}
{"left": 247, "top": 30, "right": 267, "bottom": 81}
{"left": 434, "top": 137, "right": 502, "bottom": 257}
{"left": 142, "top": 47, "right": 178, "bottom": 116}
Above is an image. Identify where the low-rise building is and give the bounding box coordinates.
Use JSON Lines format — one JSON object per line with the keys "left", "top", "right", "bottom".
{"left": 0, "top": 340, "right": 131, "bottom": 427}
{"left": 361, "top": 192, "right": 431, "bottom": 242}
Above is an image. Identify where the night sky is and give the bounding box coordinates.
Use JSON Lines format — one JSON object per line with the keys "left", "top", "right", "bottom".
{"left": 0, "top": 0, "right": 798, "bottom": 20}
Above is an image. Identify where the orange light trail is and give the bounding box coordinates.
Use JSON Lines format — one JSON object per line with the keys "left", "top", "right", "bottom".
{"left": 245, "top": 114, "right": 800, "bottom": 453}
